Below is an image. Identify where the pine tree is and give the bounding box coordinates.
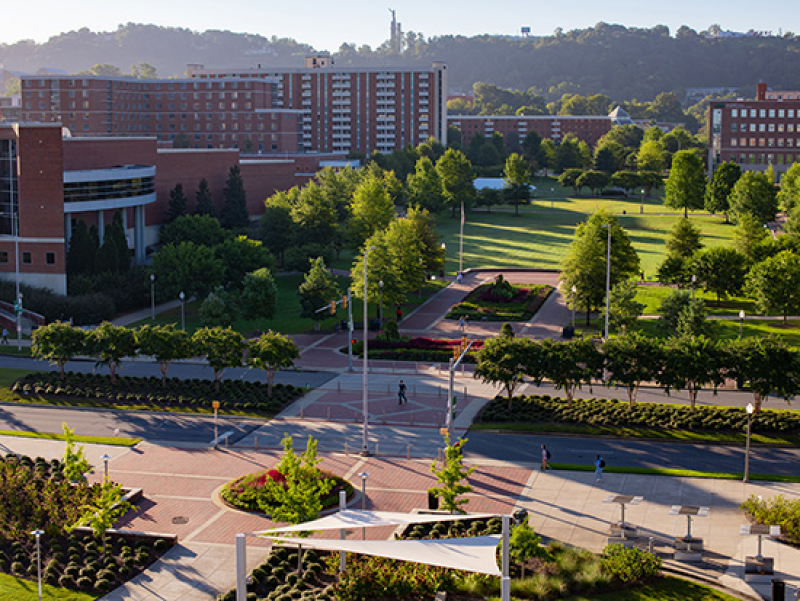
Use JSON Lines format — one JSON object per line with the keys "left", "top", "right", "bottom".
{"left": 94, "top": 231, "right": 119, "bottom": 274}
{"left": 221, "top": 165, "right": 249, "bottom": 229}
{"left": 66, "top": 220, "right": 95, "bottom": 276}
{"left": 195, "top": 178, "right": 217, "bottom": 218}
{"left": 110, "top": 211, "right": 130, "bottom": 272}
{"left": 165, "top": 183, "right": 188, "bottom": 222}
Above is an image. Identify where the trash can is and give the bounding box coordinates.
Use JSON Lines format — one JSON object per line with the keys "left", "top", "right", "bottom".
{"left": 427, "top": 491, "right": 439, "bottom": 510}
{"left": 771, "top": 579, "right": 785, "bottom": 601}
{"left": 562, "top": 325, "right": 574, "bottom": 339}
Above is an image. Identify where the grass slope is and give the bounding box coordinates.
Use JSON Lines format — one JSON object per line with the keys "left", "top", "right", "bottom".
{"left": 563, "top": 575, "right": 739, "bottom": 600}
{"left": 0, "top": 572, "right": 96, "bottom": 600}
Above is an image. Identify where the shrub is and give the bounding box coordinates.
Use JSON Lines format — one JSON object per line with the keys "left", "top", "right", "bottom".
{"left": 59, "top": 574, "right": 75, "bottom": 588}
{"left": 741, "top": 494, "right": 800, "bottom": 544}
{"left": 76, "top": 576, "right": 93, "bottom": 589}
{"left": 601, "top": 544, "right": 661, "bottom": 583}
{"left": 95, "top": 578, "right": 112, "bottom": 592}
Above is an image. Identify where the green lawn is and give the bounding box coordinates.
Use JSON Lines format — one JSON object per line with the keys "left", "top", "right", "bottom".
{"left": 634, "top": 285, "right": 767, "bottom": 316}
{"left": 563, "top": 575, "right": 739, "bottom": 601}
{"left": 0, "top": 572, "right": 96, "bottom": 600}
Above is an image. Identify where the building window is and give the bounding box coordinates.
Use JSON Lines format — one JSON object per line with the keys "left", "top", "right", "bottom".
{"left": 731, "top": 108, "right": 738, "bottom": 118}
{"left": 731, "top": 138, "right": 738, "bottom": 147}
{"left": 769, "top": 109, "right": 776, "bottom": 118}
{"left": 0, "top": 252, "right": 7, "bottom": 264}
{"left": 45, "top": 252, "right": 55, "bottom": 265}
{"left": 22, "top": 252, "right": 31, "bottom": 265}
{"left": 759, "top": 109, "right": 766, "bottom": 118}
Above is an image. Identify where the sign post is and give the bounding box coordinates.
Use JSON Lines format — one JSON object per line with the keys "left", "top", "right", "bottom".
{"left": 212, "top": 400, "right": 220, "bottom": 448}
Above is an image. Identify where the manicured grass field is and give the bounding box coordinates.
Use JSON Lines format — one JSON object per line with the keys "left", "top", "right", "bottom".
{"left": 0, "top": 572, "right": 96, "bottom": 600}
{"left": 634, "top": 285, "right": 768, "bottom": 316}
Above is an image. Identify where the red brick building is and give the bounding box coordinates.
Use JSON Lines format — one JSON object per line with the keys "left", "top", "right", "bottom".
{"left": 448, "top": 114, "right": 612, "bottom": 149}
{"left": 709, "top": 83, "right": 800, "bottom": 178}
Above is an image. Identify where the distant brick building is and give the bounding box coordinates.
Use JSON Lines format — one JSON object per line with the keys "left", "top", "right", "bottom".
{"left": 449, "top": 114, "right": 612, "bottom": 148}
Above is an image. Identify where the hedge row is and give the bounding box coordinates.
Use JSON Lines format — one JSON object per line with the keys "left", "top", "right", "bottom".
{"left": 13, "top": 372, "right": 302, "bottom": 413}
{"left": 479, "top": 394, "right": 800, "bottom": 434}
{"left": 0, "top": 280, "right": 115, "bottom": 326}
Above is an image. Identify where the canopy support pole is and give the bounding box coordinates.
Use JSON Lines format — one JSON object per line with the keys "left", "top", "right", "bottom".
{"left": 502, "top": 515, "right": 510, "bottom": 601}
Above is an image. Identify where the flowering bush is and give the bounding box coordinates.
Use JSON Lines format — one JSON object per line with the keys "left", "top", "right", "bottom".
{"left": 446, "top": 284, "right": 553, "bottom": 321}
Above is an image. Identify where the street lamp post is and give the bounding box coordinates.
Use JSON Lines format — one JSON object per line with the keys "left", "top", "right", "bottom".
{"left": 32, "top": 529, "right": 43, "bottom": 601}
{"left": 179, "top": 291, "right": 186, "bottom": 331}
{"left": 603, "top": 224, "right": 611, "bottom": 340}
{"left": 150, "top": 274, "right": 156, "bottom": 320}
{"left": 459, "top": 200, "right": 465, "bottom": 276}
{"left": 640, "top": 188, "right": 645, "bottom": 214}
{"left": 739, "top": 310, "right": 745, "bottom": 340}
{"left": 362, "top": 246, "right": 376, "bottom": 456}
{"left": 744, "top": 403, "right": 754, "bottom": 482}
{"left": 378, "top": 280, "right": 384, "bottom": 326}
{"left": 571, "top": 284, "right": 577, "bottom": 330}
{"left": 359, "top": 472, "right": 369, "bottom": 539}
{"left": 440, "top": 242, "right": 446, "bottom": 279}
{"left": 101, "top": 454, "right": 111, "bottom": 480}
{"left": 15, "top": 292, "right": 23, "bottom": 351}
{"left": 691, "top": 274, "right": 697, "bottom": 301}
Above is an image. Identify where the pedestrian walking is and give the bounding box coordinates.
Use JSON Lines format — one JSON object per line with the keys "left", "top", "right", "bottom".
{"left": 1, "top": 328, "right": 7, "bottom": 344}
{"left": 594, "top": 455, "right": 605, "bottom": 481}
{"left": 457, "top": 272, "right": 463, "bottom": 285}
{"left": 541, "top": 444, "right": 551, "bottom": 470}
{"left": 398, "top": 380, "right": 407, "bottom": 404}
{"left": 459, "top": 316, "right": 465, "bottom": 332}
{"left": 396, "top": 306, "right": 402, "bottom": 322}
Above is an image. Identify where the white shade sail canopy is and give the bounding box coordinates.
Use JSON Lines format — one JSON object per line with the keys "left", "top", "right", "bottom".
{"left": 267, "top": 534, "right": 502, "bottom": 576}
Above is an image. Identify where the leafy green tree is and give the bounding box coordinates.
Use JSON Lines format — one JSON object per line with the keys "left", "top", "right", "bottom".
{"left": 665, "top": 217, "right": 703, "bottom": 258}
{"left": 658, "top": 335, "right": 725, "bottom": 410}
{"left": 257, "top": 435, "right": 333, "bottom": 525}
{"left": 405, "top": 206, "right": 444, "bottom": 276}
{"left": 509, "top": 522, "right": 550, "bottom": 578}
{"left": 658, "top": 290, "right": 708, "bottom": 337}
{"left": 521, "top": 130, "right": 542, "bottom": 168}
{"left": 657, "top": 255, "right": 693, "bottom": 287}
{"left": 87, "top": 322, "right": 138, "bottom": 385}
{"left": 664, "top": 150, "right": 706, "bottom": 217}
{"left": 31, "top": 322, "right": 87, "bottom": 379}
{"left": 62, "top": 423, "right": 91, "bottom": 482}
{"left": 291, "top": 182, "right": 338, "bottom": 247}
{"left": 639, "top": 170, "right": 664, "bottom": 198}
{"left": 609, "top": 281, "right": 644, "bottom": 332}
{"left": 429, "top": 434, "right": 475, "bottom": 514}
{"left": 538, "top": 139, "right": 557, "bottom": 176}
{"left": 241, "top": 268, "right": 278, "bottom": 333}
{"left": 777, "top": 163, "right": 800, "bottom": 212}
{"left": 406, "top": 156, "right": 445, "bottom": 213}
{"left": 729, "top": 171, "right": 778, "bottom": 224}
{"left": 503, "top": 153, "right": 532, "bottom": 215}
{"left": 214, "top": 235, "right": 273, "bottom": 288}
{"left": 220, "top": 165, "right": 249, "bottom": 229}
{"left": 746, "top": 251, "right": 800, "bottom": 322}
{"left": 730, "top": 336, "right": 799, "bottom": 413}
{"left": 298, "top": 257, "right": 341, "bottom": 330}
{"left": 259, "top": 194, "right": 296, "bottom": 264}
{"left": 130, "top": 62, "right": 157, "bottom": 79}
{"left": 159, "top": 214, "right": 228, "bottom": 247}
{"left": 734, "top": 213, "right": 771, "bottom": 262}
{"left": 693, "top": 246, "right": 748, "bottom": 304}
{"left": 436, "top": 148, "right": 476, "bottom": 217}
{"left": 554, "top": 134, "right": 583, "bottom": 173}
{"left": 151, "top": 241, "right": 225, "bottom": 300}
{"left": 705, "top": 162, "right": 741, "bottom": 221}
{"left": 593, "top": 145, "right": 617, "bottom": 173}
{"left": 560, "top": 209, "right": 640, "bottom": 325}
{"left": 135, "top": 324, "right": 192, "bottom": 387}
{"left": 475, "top": 336, "right": 531, "bottom": 406}
{"left": 199, "top": 286, "right": 238, "bottom": 327}
{"left": 246, "top": 331, "right": 299, "bottom": 397}
{"left": 602, "top": 333, "right": 663, "bottom": 407}
{"left": 576, "top": 170, "right": 609, "bottom": 196}
{"left": 558, "top": 168, "right": 583, "bottom": 196}
{"left": 192, "top": 326, "right": 244, "bottom": 392}
{"left": 165, "top": 183, "right": 188, "bottom": 223}
{"left": 194, "top": 178, "right": 217, "bottom": 218}
{"left": 349, "top": 173, "right": 395, "bottom": 246}
{"left": 541, "top": 338, "right": 602, "bottom": 406}
{"left": 636, "top": 140, "right": 664, "bottom": 173}
{"left": 609, "top": 171, "right": 642, "bottom": 195}
{"left": 67, "top": 220, "right": 97, "bottom": 276}
{"left": 70, "top": 479, "right": 134, "bottom": 560}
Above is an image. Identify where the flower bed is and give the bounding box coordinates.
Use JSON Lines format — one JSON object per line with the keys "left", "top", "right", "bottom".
{"left": 478, "top": 394, "right": 800, "bottom": 435}
{"left": 446, "top": 282, "right": 553, "bottom": 322}
{"left": 12, "top": 371, "right": 303, "bottom": 415}
{"left": 350, "top": 337, "right": 484, "bottom": 362}
{"left": 0, "top": 453, "right": 172, "bottom": 595}
{"left": 220, "top": 469, "right": 354, "bottom": 514}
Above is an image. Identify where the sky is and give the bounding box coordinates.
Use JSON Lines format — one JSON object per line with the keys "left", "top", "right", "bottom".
{"left": 0, "top": 0, "right": 791, "bottom": 50}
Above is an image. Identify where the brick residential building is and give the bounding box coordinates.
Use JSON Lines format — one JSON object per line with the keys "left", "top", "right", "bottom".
{"left": 449, "top": 114, "right": 612, "bottom": 149}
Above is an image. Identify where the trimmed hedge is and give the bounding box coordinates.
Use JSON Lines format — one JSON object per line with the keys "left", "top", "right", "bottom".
{"left": 351, "top": 337, "right": 484, "bottom": 362}
{"left": 0, "top": 280, "right": 115, "bottom": 326}
{"left": 12, "top": 371, "right": 303, "bottom": 414}
{"left": 479, "top": 394, "right": 800, "bottom": 434}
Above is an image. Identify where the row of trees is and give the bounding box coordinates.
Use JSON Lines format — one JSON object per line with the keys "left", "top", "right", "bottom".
{"left": 31, "top": 322, "right": 298, "bottom": 395}
{"left": 475, "top": 330, "right": 798, "bottom": 413}
{"left": 164, "top": 165, "right": 249, "bottom": 230}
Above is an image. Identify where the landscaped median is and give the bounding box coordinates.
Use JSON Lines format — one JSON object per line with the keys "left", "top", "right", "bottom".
{"left": 473, "top": 394, "right": 800, "bottom": 446}
{"left": 445, "top": 275, "right": 554, "bottom": 322}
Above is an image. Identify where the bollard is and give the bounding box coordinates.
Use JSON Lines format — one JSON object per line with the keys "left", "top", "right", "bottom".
{"left": 225, "top": 435, "right": 229, "bottom": 449}
{"left": 648, "top": 537, "right": 654, "bottom": 553}
{"left": 300, "top": 406, "right": 304, "bottom": 419}
{"left": 375, "top": 443, "right": 379, "bottom": 456}
{"left": 255, "top": 435, "right": 258, "bottom": 451}
{"left": 407, "top": 444, "right": 411, "bottom": 460}
{"left": 345, "top": 442, "right": 349, "bottom": 455}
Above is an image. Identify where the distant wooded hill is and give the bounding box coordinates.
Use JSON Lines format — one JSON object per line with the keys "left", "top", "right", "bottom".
{"left": 3, "top": 22, "right": 800, "bottom": 102}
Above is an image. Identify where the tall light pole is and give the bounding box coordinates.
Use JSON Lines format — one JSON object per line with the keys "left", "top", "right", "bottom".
{"left": 440, "top": 242, "right": 446, "bottom": 279}
{"left": 744, "top": 402, "right": 754, "bottom": 482}
{"left": 101, "top": 454, "right": 111, "bottom": 480}
{"left": 361, "top": 246, "right": 376, "bottom": 456}
{"left": 32, "top": 529, "right": 43, "bottom": 601}
{"left": 15, "top": 292, "right": 22, "bottom": 351}
{"left": 459, "top": 200, "right": 465, "bottom": 276}
{"left": 150, "top": 273, "right": 156, "bottom": 320}
{"left": 640, "top": 188, "right": 645, "bottom": 214}
{"left": 603, "top": 224, "right": 611, "bottom": 340}
{"left": 739, "top": 309, "right": 745, "bottom": 340}
{"left": 12, "top": 204, "right": 21, "bottom": 351}
{"left": 179, "top": 291, "right": 186, "bottom": 331}
{"left": 691, "top": 274, "right": 697, "bottom": 301}
{"left": 571, "top": 284, "right": 577, "bottom": 330}
{"left": 359, "top": 472, "right": 370, "bottom": 539}
{"left": 378, "top": 280, "right": 384, "bottom": 325}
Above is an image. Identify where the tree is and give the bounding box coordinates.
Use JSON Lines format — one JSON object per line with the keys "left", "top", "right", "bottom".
{"left": 221, "top": 165, "right": 249, "bottom": 229}
{"left": 291, "top": 182, "right": 338, "bottom": 247}
{"left": 66, "top": 220, "right": 97, "bottom": 276}
{"left": 664, "top": 150, "right": 706, "bottom": 217}
{"left": 298, "top": 257, "right": 340, "bottom": 330}
{"left": 406, "top": 156, "right": 445, "bottom": 213}
{"left": 246, "top": 331, "right": 299, "bottom": 397}
{"left": 602, "top": 333, "right": 663, "bottom": 407}
{"left": 657, "top": 255, "right": 693, "bottom": 287}
{"left": 658, "top": 335, "right": 725, "bottom": 410}
{"left": 658, "top": 290, "right": 708, "bottom": 337}
{"left": 194, "top": 178, "right": 217, "bottom": 218}
{"left": 436, "top": 149, "right": 476, "bottom": 217}
{"left": 159, "top": 214, "right": 228, "bottom": 247}
{"left": 593, "top": 145, "right": 617, "bottom": 173}
{"left": 349, "top": 173, "right": 395, "bottom": 246}
{"left": 731, "top": 337, "right": 799, "bottom": 413}
{"left": 257, "top": 435, "right": 333, "bottom": 525}
{"left": 639, "top": 171, "right": 664, "bottom": 198}
{"left": 192, "top": 326, "right": 244, "bottom": 392}
{"left": 429, "top": 434, "right": 475, "bottom": 514}
{"left": 94, "top": 229, "right": 119, "bottom": 274}
{"left": 557, "top": 168, "right": 584, "bottom": 196}
{"left": 636, "top": 140, "right": 664, "bottom": 173}
{"left": 734, "top": 213, "right": 771, "bottom": 262}
{"left": 31, "top": 322, "right": 87, "bottom": 379}
{"left": 87, "top": 322, "right": 138, "bottom": 385}
{"left": 151, "top": 241, "right": 225, "bottom": 300}
{"left": 538, "top": 140, "right": 556, "bottom": 176}
{"left": 560, "top": 209, "right": 640, "bottom": 325}
{"left": 130, "top": 62, "right": 157, "bottom": 79}
{"left": 541, "top": 338, "right": 602, "bottom": 407}
{"left": 609, "top": 171, "right": 642, "bottom": 195}
{"left": 62, "top": 423, "right": 91, "bottom": 482}
{"left": 165, "top": 183, "right": 188, "bottom": 222}
{"left": 521, "top": 131, "right": 542, "bottom": 168}
{"left": 746, "top": 251, "right": 800, "bottom": 322}
{"left": 503, "top": 153, "right": 531, "bottom": 215}
{"left": 405, "top": 206, "right": 444, "bottom": 276}
{"left": 199, "top": 286, "right": 238, "bottom": 327}
{"left": 135, "top": 324, "right": 192, "bottom": 388}
{"left": 475, "top": 336, "right": 531, "bottom": 407}
{"left": 666, "top": 217, "right": 703, "bottom": 258}
{"left": 259, "top": 194, "right": 296, "bottom": 264}
{"left": 576, "top": 170, "right": 609, "bottom": 196}
{"left": 609, "top": 281, "right": 644, "bottom": 332}
{"left": 729, "top": 171, "right": 778, "bottom": 224}
{"left": 509, "top": 522, "right": 549, "bottom": 578}
{"left": 70, "top": 479, "right": 134, "bottom": 561}
{"left": 107, "top": 211, "right": 130, "bottom": 273}
{"left": 241, "top": 268, "right": 278, "bottom": 333}
{"left": 554, "top": 134, "right": 583, "bottom": 173}
{"left": 214, "top": 235, "right": 273, "bottom": 288}
{"left": 693, "top": 246, "right": 748, "bottom": 304}
{"left": 705, "top": 162, "right": 741, "bottom": 221}
{"left": 777, "top": 163, "right": 800, "bottom": 212}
